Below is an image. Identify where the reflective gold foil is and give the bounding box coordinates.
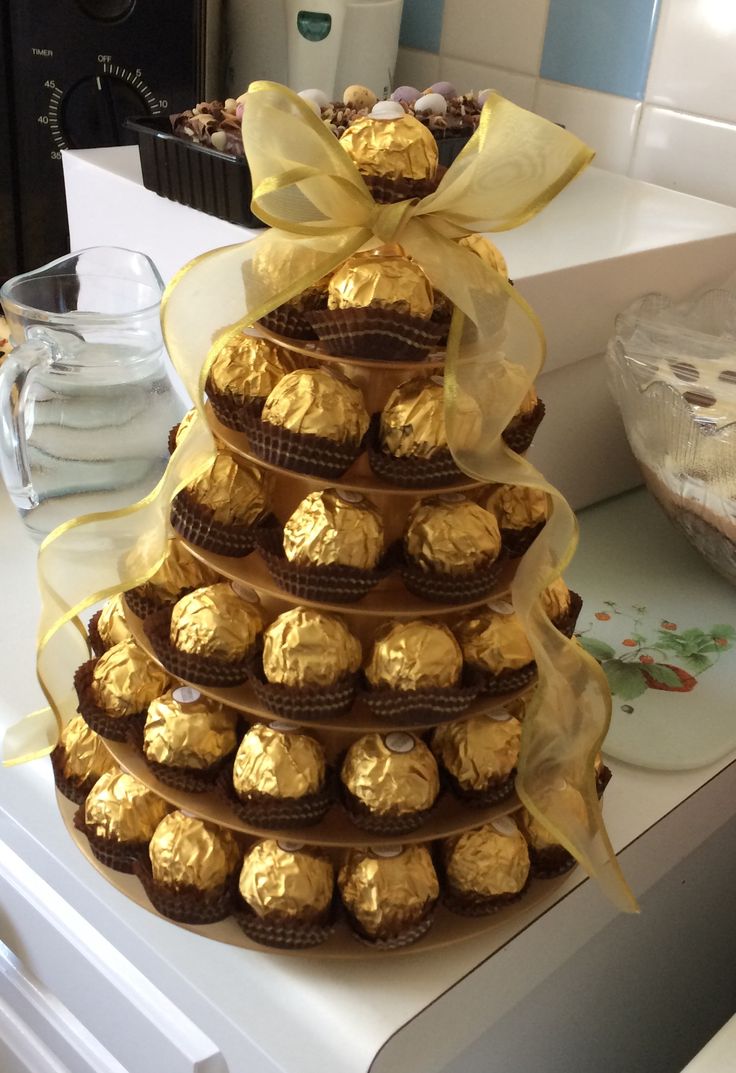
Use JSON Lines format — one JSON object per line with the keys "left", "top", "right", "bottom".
{"left": 454, "top": 609, "right": 534, "bottom": 674}
{"left": 365, "top": 619, "right": 463, "bottom": 690}
{"left": 341, "top": 732, "right": 439, "bottom": 815}
{"left": 91, "top": 640, "right": 170, "bottom": 716}
{"left": 486, "top": 484, "right": 549, "bottom": 531}
{"left": 59, "top": 714, "right": 115, "bottom": 783}
{"left": 431, "top": 713, "right": 521, "bottom": 788}
{"left": 444, "top": 820, "right": 530, "bottom": 895}
{"left": 262, "top": 608, "right": 362, "bottom": 687}
{"left": 327, "top": 248, "right": 433, "bottom": 318}
{"left": 339, "top": 114, "right": 438, "bottom": 182}
{"left": 84, "top": 770, "right": 170, "bottom": 842}
{"left": 516, "top": 385, "right": 538, "bottom": 419}
{"left": 404, "top": 495, "right": 501, "bottom": 574}
{"left": 143, "top": 690, "right": 238, "bottom": 768}
{"left": 185, "top": 451, "right": 266, "bottom": 526}
{"left": 458, "top": 233, "right": 509, "bottom": 279}
{"left": 232, "top": 723, "right": 326, "bottom": 799}
{"left": 149, "top": 811, "right": 241, "bottom": 890}
{"left": 380, "top": 376, "right": 446, "bottom": 459}
{"left": 170, "top": 582, "right": 263, "bottom": 660}
{"left": 261, "top": 367, "right": 369, "bottom": 444}
{"left": 283, "top": 489, "right": 384, "bottom": 569}
{"left": 175, "top": 407, "right": 198, "bottom": 446}
{"left": 338, "top": 845, "right": 439, "bottom": 937}
{"left": 209, "top": 334, "right": 288, "bottom": 400}
{"left": 541, "top": 577, "right": 572, "bottom": 620}
{"left": 96, "top": 593, "right": 133, "bottom": 647}
{"left": 140, "top": 537, "right": 220, "bottom": 600}
{"left": 521, "top": 781, "right": 588, "bottom": 850}
{"left": 252, "top": 242, "right": 329, "bottom": 311}
{"left": 239, "top": 839, "right": 334, "bottom": 920}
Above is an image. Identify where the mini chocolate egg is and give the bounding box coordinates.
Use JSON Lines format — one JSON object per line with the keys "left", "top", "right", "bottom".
{"left": 427, "top": 81, "right": 457, "bottom": 99}
{"left": 262, "top": 607, "right": 362, "bottom": 688}
{"left": 478, "top": 88, "right": 494, "bottom": 106}
{"left": 261, "top": 367, "right": 369, "bottom": 444}
{"left": 431, "top": 711, "right": 521, "bottom": 789}
{"left": 404, "top": 494, "right": 501, "bottom": 574}
{"left": 444, "top": 817, "right": 530, "bottom": 896}
{"left": 454, "top": 607, "right": 533, "bottom": 674}
{"left": 390, "top": 84, "right": 421, "bottom": 104}
{"left": 371, "top": 100, "right": 406, "bottom": 120}
{"left": 343, "top": 84, "right": 377, "bottom": 110}
{"left": 339, "top": 113, "right": 438, "bottom": 181}
{"left": 149, "top": 811, "right": 241, "bottom": 890}
{"left": 208, "top": 334, "right": 289, "bottom": 401}
{"left": 239, "top": 839, "right": 334, "bottom": 921}
{"left": 232, "top": 723, "right": 326, "bottom": 800}
{"left": 414, "top": 92, "right": 447, "bottom": 116}
{"left": 143, "top": 687, "right": 238, "bottom": 769}
{"left": 341, "top": 732, "right": 439, "bottom": 816}
{"left": 84, "top": 770, "right": 170, "bottom": 843}
{"left": 365, "top": 619, "right": 463, "bottom": 690}
{"left": 338, "top": 844, "right": 439, "bottom": 938}
{"left": 169, "top": 581, "right": 263, "bottom": 661}
{"left": 59, "top": 714, "right": 115, "bottom": 784}
{"left": 328, "top": 247, "right": 433, "bottom": 318}
{"left": 283, "top": 488, "right": 384, "bottom": 569}
{"left": 91, "top": 640, "right": 170, "bottom": 717}
{"left": 298, "top": 88, "right": 329, "bottom": 109}
{"left": 185, "top": 450, "right": 267, "bottom": 526}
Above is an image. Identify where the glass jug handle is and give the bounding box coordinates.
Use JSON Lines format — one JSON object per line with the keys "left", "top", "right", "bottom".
{"left": 0, "top": 340, "right": 52, "bottom": 514}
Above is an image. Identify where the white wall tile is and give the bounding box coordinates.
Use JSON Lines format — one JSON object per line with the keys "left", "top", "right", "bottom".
{"left": 534, "top": 80, "right": 642, "bottom": 174}
{"left": 646, "top": 0, "right": 736, "bottom": 123}
{"left": 438, "top": 56, "right": 536, "bottom": 109}
{"left": 630, "top": 106, "right": 736, "bottom": 207}
{"left": 393, "top": 47, "right": 441, "bottom": 91}
{"left": 440, "top": 0, "right": 551, "bottom": 75}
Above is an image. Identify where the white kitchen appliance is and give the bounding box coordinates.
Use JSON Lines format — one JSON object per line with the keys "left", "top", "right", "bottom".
{"left": 225, "top": 0, "right": 404, "bottom": 100}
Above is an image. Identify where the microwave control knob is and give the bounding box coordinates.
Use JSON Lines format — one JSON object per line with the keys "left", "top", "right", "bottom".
{"left": 59, "top": 72, "right": 156, "bottom": 150}
{"left": 74, "top": 0, "right": 135, "bottom": 20}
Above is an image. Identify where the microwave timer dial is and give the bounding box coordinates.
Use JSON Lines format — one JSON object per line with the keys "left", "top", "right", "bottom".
{"left": 47, "top": 61, "right": 162, "bottom": 151}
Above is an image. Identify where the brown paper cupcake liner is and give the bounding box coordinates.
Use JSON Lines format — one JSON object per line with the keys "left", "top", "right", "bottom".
{"left": 244, "top": 416, "right": 366, "bottom": 479}
{"left": 168, "top": 423, "right": 180, "bottom": 455}
{"left": 339, "top": 785, "right": 437, "bottom": 834}
{"left": 50, "top": 746, "right": 99, "bottom": 806}
{"left": 123, "top": 587, "right": 170, "bottom": 621}
{"left": 442, "top": 768, "right": 517, "bottom": 808}
{"left": 215, "top": 765, "right": 332, "bottom": 828}
{"left": 552, "top": 590, "right": 583, "bottom": 639}
{"left": 205, "top": 378, "right": 266, "bottom": 434}
{"left": 255, "top": 527, "right": 390, "bottom": 604}
{"left": 360, "top": 672, "right": 480, "bottom": 721}
{"left": 306, "top": 306, "right": 445, "bottom": 363}
{"left": 528, "top": 844, "right": 576, "bottom": 879}
{"left": 502, "top": 398, "right": 546, "bottom": 454}
{"left": 125, "top": 724, "right": 236, "bottom": 795}
{"left": 170, "top": 489, "right": 268, "bottom": 558}
{"left": 431, "top": 304, "right": 452, "bottom": 348}
{"left": 442, "top": 874, "right": 531, "bottom": 917}
{"left": 367, "top": 415, "right": 465, "bottom": 488}
{"left": 233, "top": 897, "right": 337, "bottom": 949}
{"left": 596, "top": 764, "right": 613, "bottom": 799}
{"left": 87, "top": 610, "right": 106, "bottom": 658}
{"left": 247, "top": 654, "right": 358, "bottom": 719}
{"left": 74, "top": 659, "right": 147, "bottom": 742}
{"left": 258, "top": 305, "right": 319, "bottom": 341}
{"left": 73, "top": 805, "right": 149, "bottom": 874}
{"left": 134, "top": 858, "right": 237, "bottom": 924}
{"left": 399, "top": 550, "right": 505, "bottom": 604}
{"left": 143, "top": 608, "right": 253, "bottom": 687}
{"left": 345, "top": 907, "right": 436, "bottom": 949}
{"left": 500, "top": 522, "right": 546, "bottom": 559}
{"left": 362, "top": 173, "right": 439, "bottom": 206}
{"left": 473, "top": 660, "right": 538, "bottom": 697}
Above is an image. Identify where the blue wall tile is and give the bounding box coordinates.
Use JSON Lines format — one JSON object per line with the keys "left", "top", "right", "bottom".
{"left": 541, "top": 0, "right": 661, "bottom": 100}
{"left": 399, "top": 0, "right": 445, "bottom": 53}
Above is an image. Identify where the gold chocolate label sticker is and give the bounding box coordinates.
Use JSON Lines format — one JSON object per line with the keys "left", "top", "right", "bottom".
{"left": 173, "top": 686, "right": 201, "bottom": 706}
{"left": 277, "top": 840, "right": 305, "bottom": 852}
{"left": 488, "top": 709, "right": 512, "bottom": 722}
{"left": 230, "top": 581, "right": 260, "bottom": 603}
{"left": 337, "top": 489, "right": 364, "bottom": 505}
{"left": 491, "top": 816, "right": 518, "bottom": 837}
{"left": 270, "top": 720, "right": 299, "bottom": 733}
{"left": 371, "top": 845, "right": 403, "bottom": 858}
{"left": 384, "top": 731, "right": 415, "bottom": 754}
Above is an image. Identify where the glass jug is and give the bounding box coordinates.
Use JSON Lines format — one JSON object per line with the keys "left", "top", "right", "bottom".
{"left": 0, "top": 247, "right": 184, "bottom": 540}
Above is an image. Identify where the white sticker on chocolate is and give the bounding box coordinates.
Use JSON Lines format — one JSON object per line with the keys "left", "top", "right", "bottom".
{"left": 173, "top": 686, "right": 201, "bottom": 705}
{"left": 230, "top": 581, "right": 260, "bottom": 603}
{"left": 371, "top": 845, "right": 403, "bottom": 858}
{"left": 488, "top": 600, "right": 514, "bottom": 616}
{"left": 337, "top": 490, "right": 364, "bottom": 504}
{"left": 277, "top": 840, "right": 305, "bottom": 852}
{"left": 488, "top": 710, "right": 512, "bottom": 722}
{"left": 270, "top": 720, "right": 299, "bottom": 733}
{"left": 385, "top": 732, "right": 415, "bottom": 754}
{"left": 491, "top": 816, "right": 518, "bottom": 837}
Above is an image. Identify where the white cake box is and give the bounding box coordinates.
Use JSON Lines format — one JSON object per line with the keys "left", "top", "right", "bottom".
{"left": 63, "top": 148, "right": 736, "bottom": 508}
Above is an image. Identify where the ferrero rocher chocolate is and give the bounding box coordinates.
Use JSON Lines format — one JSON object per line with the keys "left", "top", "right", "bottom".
{"left": 175, "top": 407, "right": 198, "bottom": 446}
{"left": 91, "top": 641, "right": 170, "bottom": 717}
{"left": 520, "top": 781, "right": 587, "bottom": 850}
{"left": 239, "top": 840, "right": 334, "bottom": 921}
{"left": 454, "top": 608, "right": 533, "bottom": 674}
{"left": 96, "top": 593, "right": 133, "bottom": 648}
{"left": 486, "top": 484, "right": 549, "bottom": 531}
{"left": 515, "top": 385, "right": 538, "bottom": 419}
{"left": 252, "top": 242, "right": 329, "bottom": 311}
{"left": 185, "top": 451, "right": 266, "bottom": 526}
{"left": 140, "top": 537, "right": 220, "bottom": 601}
{"left": 170, "top": 582, "right": 263, "bottom": 660}
{"left": 149, "top": 812, "right": 241, "bottom": 890}
{"left": 339, "top": 114, "right": 438, "bottom": 182}
{"left": 379, "top": 376, "right": 446, "bottom": 459}
{"left": 262, "top": 608, "right": 361, "bottom": 687}
{"left": 84, "top": 770, "right": 170, "bottom": 843}
{"left": 458, "top": 233, "right": 509, "bottom": 279}
{"left": 59, "top": 715, "right": 115, "bottom": 783}
{"left": 283, "top": 489, "right": 384, "bottom": 569}
{"left": 541, "top": 577, "right": 572, "bottom": 620}
{"left": 338, "top": 845, "right": 439, "bottom": 938}
{"left": 431, "top": 712, "right": 521, "bottom": 789}
{"left": 341, "top": 732, "right": 439, "bottom": 815}
{"left": 232, "top": 723, "right": 326, "bottom": 799}
{"left": 444, "top": 818, "right": 530, "bottom": 895}
{"left": 365, "top": 620, "right": 463, "bottom": 690}
{"left": 328, "top": 248, "right": 433, "bottom": 318}
{"left": 261, "top": 367, "right": 369, "bottom": 444}
{"left": 143, "top": 689, "right": 238, "bottom": 769}
{"left": 404, "top": 495, "right": 501, "bottom": 574}
{"left": 209, "top": 334, "right": 288, "bottom": 401}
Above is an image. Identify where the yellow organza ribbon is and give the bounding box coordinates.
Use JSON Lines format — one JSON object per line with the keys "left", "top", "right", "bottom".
{"left": 5, "top": 81, "right": 635, "bottom": 911}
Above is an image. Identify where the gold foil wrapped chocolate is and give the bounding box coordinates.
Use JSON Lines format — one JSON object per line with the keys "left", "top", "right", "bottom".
{"left": 59, "top": 715, "right": 115, "bottom": 783}
{"left": 96, "top": 593, "right": 133, "bottom": 647}
{"left": 515, "top": 385, "right": 538, "bottom": 419}
{"left": 232, "top": 723, "right": 326, "bottom": 799}
{"left": 283, "top": 489, "right": 384, "bottom": 569}
{"left": 252, "top": 242, "right": 329, "bottom": 311}
{"left": 341, "top": 732, "right": 439, "bottom": 815}
{"left": 338, "top": 845, "right": 439, "bottom": 937}
{"left": 140, "top": 537, "right": 220, "bottom": 600}
{"left": 458, "top": 233, "right": 509, "bottom": 279}
{"left": 404, "top": 495, "right": 501, "bottom": 574}
{"left": 143, "top": 689, "right": 238, "bottom": 768}
{"left": 149, "top": 812, "right": 241, "bottom": 890}
{"left": 444, "top": 818, "right": 530, "bottom": 895}
{"left": 486, "top": 484, "right": 549, "bottom": 531}
{"left": 209, "top": 334, "right": 289, "bottom": 400}
{"left": 521, "top": 781, "right": 588, "bottom": 850}
{"left": 84, "top": 770, "right": 170, "bottom": 842}
{"left": 170, "top": 582, "right": 263, "bottom": 660}
{"left": 262, "top": 608, "right": 361, "bottom": 687}
{"left": 431, "top": 712, "right": 521, "bottom": 788}
{"left": 261, "top": 367, "right": 369, "bottom": 444}
{"left": 380, "top": 376, "right": 446, "bottom": 459}
{"left": 365, "top": 620, "right": 463, "bottom": 690}
{"left": 175, "top": 407, "right": 198, "bottom": 446}
{"left": 541, "top": 577, "right": 572, "bottom": 620}
{"left": 454, "top": 608, "right": 534, "bottom": 674}
{"left": 91, "top": 640, "right": 170, "bottom": 716}
{"left": 327, "top": 248, "right": 433, "bottom": 318}
{"left": 239, "top": 839, "right": 334, "bottom": 920}
{"left": 339, "top": 114, "right": 438, "bottom": 182}
{"left": 185, "top": 451, "right": 266, "bottom": 526}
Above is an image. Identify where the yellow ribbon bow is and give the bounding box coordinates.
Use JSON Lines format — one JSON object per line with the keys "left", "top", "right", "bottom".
{"left": 6, "top": 81, "right": 636, "bottom": 912}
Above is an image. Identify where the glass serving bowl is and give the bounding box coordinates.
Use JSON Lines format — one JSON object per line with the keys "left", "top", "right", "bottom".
{"left": 607, "top": 290, "right": 736, "bottom": 586}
